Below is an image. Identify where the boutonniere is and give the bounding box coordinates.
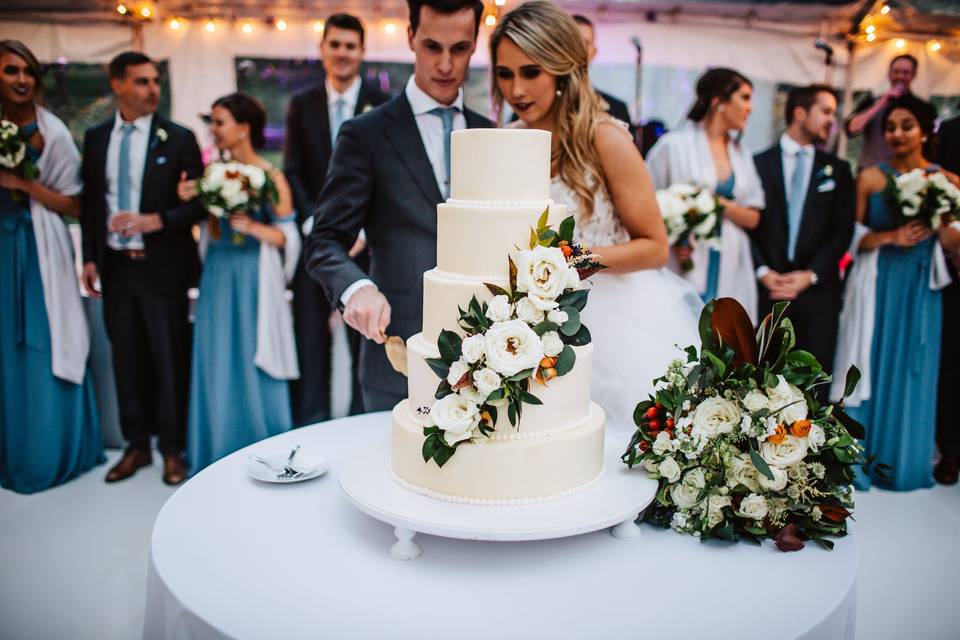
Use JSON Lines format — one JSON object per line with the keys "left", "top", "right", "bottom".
{"left": 151, "top": 127, "right": 168, "bottom": 149}
{"left": 822, "top": 164, "right": 833, "bottom": 178}
{"left": 361, "top": 104, "right": 373, "bottom": 114}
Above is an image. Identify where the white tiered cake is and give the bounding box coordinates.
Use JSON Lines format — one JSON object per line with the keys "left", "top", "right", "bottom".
{"left": 390, "top": 129, "right": 606, "bottom": 505}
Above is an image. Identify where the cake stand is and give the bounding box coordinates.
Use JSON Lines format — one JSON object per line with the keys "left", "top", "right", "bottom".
{"left": 338, "top": 440, "right": 659, "bottom": 560}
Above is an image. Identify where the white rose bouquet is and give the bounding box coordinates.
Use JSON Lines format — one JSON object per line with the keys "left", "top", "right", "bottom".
{"left": 198, "top": 161, "right": 278, "bottom": 243}
{"left": 622, "top": 298, "right": 869, "bottom": 551}
{"left": 421, "top": 208, "right": 601, "bottom": 467}
{"left": 655, "top": 183, "right": 723, "bottom": 272}
{"left": 0, "top": 120, "right": 40, "bottom": 200}
{"left": 885, "top": 167, "right": 960, "bottom": 229}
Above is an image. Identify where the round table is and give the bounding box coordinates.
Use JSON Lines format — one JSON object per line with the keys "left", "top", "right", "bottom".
{"left": 144, "top": 413, "right": 858, "bottom": 640}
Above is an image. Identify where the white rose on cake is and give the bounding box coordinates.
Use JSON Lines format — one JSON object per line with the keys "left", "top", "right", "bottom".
{"left": 430, "top": 394, "right": 481, "bottom": 445}
{"left": 516, "top": 246, "right": 568, "bottom": 302}
{"left": 461, "top": 334, "right": 485, "bottom": 364}
{"left": 565, "top": 267, "right": 580, "bottom": 291}
{"left": 540, "top": 331, "right": 564, "bottom": 357}
{"left": 766, "top": 375, "right": 808, "bottom": 424}
{"left": 485, "top": 295, "right": 513, "bottom": 323}
{"left": 738, "top": 493, "right": 769, "bottom": 520}
{"left": 458, "top": 385, "right": 485, "bottom": 405}
{"left": 472, "top": 367, "right": 502, "bottom": 399}
{"left": 691, "top": 396, "right": 742, "bottom": 439}
{"left": 761, "top": 435, "right": 808, "bottom": 468}
{"left": 483, "top": 319, "right": 545, "bottom": 377}
{"left": 446, "top": 358, "right": 470, "bottom": 387}
{"left": 547, "top": 309, "right": 568, "bottom": 325}
{"left": 515, "top": 296, "right": 546, "bottom": 324}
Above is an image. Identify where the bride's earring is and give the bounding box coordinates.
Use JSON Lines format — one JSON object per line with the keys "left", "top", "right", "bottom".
{"left": 921, "top": 135, "right": 928, "bottom": 143}
{"left": 555, "top": 89, "right": 562, "bottom": 97}
{"left": 717, "top": 105, "right": 725, "bottom": 113}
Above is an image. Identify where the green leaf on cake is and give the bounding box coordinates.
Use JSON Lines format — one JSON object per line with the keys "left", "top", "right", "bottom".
{"left": 532, "top": 320, "right": 559, "bottom": 336}
{"left": 505, "top": 368, "right": 535, "bottom": 382}
{"left": 557, "top": 289, "right": 588, "bottom": 312}
{"left": 433, "top": 443, "right": 456, "bottom": 467}
{"left": 555, "top": 345, "right": 576, "bottom": 376}
{"left": 558, "top": 216, "right": 575, "bottom": 243}
{"left": 558, "top": 307, "right": 581, "bottom": 336}
{"left": 519, "top": 389, "right": 543, "bottom": 405}
{"left": 536, "top": 206, "right": 549, "bottom": 233}
{"left": 485, "top": 282, "right": 510, "bottom": 298}
{"left": 425, "top": 357, "right": 450, "bottom": 380}
{"left": 564, "top": 324, "right": 591, "bottom": 347}
{"left": 538, "top": 229, "right": 558, "bottom": 246}
{"left": 437, "top": 330, "right": 462, "bottom": 363}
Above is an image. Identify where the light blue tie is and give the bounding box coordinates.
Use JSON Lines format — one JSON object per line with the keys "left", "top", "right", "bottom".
{"left": 786, "top": 149, "right": 809, "bottom": 262}
{"left": 331, "top": 97, "right": 346, "bottom": 142}
{"left": 428, "top": 106, "right": 458, "bottom": 199}
{"left": 116, "top": 122, "right": 135, "bottom": 247}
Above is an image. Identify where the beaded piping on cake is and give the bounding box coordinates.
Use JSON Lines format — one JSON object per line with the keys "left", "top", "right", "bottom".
{"left": 389, "top": 465, "right": 605, "bottom": 506}
{"left": 429, "top": 268, "right": 509, "bottom": 284}
{"left": 406, "top": 400, "right": 597, "bottom": 441}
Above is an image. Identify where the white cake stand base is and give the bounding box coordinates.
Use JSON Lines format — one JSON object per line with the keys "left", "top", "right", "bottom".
{"left": 339, "top": 440, "right": 658, "bottom": 560}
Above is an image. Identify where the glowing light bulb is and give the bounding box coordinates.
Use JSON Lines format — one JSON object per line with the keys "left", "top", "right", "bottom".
{"left": 313, "top": 20, "right": 325, "bottom": 33}
{"left": 276, "top": 19, "right": 288, "bottom": 31}
{"left": 139, "top": 6, "right": 151, "bottom": 18}
{"left": 384, "top": 22, "right": 397, "bottom": 34}
{"left": 241, "top": 22, "right": 253, "bottom": 34}
{"left": 117, "top": 4, "right": 127, "bottom": 15}
{"left": 865, "top": 25, "right": 876, "bottom": 34}
{"left": 930, "top": 40, "right": 942, "bottom": 52}
{"left": 495, "top": 0, "right": 506, "bottom": 5}
{"left": 205, "top": 20, "right": 216, "bottom": 33}
{"left": 866, "top": 33, "right": 877, "bottom": 42}
{"left": 881, "top": 5, "right": 891, "bottom": 15}
{"left": 895, "top": 38, "right": 906, "bottom": 49}
{"left": 168, "top": 18, "right": 181, "bottom": 30}
{"left": 485, "top": 14, "right": 496, "bottom": 26}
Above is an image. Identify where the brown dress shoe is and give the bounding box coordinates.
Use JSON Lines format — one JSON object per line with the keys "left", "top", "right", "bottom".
{"left": 105, "top": 449, "right": 153, "bottom": 483}
{"left": 934, "top": 460, "right": 959, "bottom": 485}
{"left": 162, "top": 454, "right": 188, "bottom": 486}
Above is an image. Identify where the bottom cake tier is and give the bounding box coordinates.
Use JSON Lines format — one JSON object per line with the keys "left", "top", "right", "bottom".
{"left": 390, "top": 400, "right": 606, "bottom": 505}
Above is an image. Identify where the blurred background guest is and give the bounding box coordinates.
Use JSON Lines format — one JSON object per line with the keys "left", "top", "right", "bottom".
{"left": 0, "top": 40, "right": 103, "bottom": 493}
{"left": 834, "top": 96, "right": 960, "bottom": 491}
{"left": 845, "top": 54, "right": 937, "bottom": 170}
{"left": 571, "top": 14, "right": 636, "bottom": 143}
{"left": 180, "top": 93, "right": 299, "bottom": 474}
{"left": 752, "top": 84, "right": 855, "bottom": 379}
{"left": 646, "top": 67, "right": 765, "bottom": 322}
{"left": 284, "top": 13, "right": 389, "bottom": 424}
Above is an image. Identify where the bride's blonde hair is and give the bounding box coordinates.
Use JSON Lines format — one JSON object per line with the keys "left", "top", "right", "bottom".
{"left": 489, "top": 1, "right": 609, "bottom": 218}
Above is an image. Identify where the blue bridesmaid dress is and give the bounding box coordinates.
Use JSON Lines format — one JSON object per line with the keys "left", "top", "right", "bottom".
{"left": 850, "top": 163, "right": 942, "bottom": 491}
{"left": 0, "top": 122, "right": 103, "bottom": 494}
{"left": 701, "top": 174, "right": 735, "bottom": 303}
{"left": 186, "top": 208, "right": 293, "bottom": 474}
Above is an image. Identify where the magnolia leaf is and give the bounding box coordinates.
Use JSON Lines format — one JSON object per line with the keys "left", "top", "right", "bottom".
{"left": 485, "top": 282, "right": 510, "bottom": 298}
{"left": 749, "top": 446, "right": 776, "bottom": 481}
{"left": 684, "top": 345, "right": 699, "bottom": 363}
{"left": 833, "top": 406, "right": 866, "bottom": 439}
{"left": 437, "top": 330, "right": 462, "bottom": 363}
{"left": 433, "top": 444, "right": 456, "bottom": 467}
{"left": 507, "top": 402, "right": 518, "bottom": 426}
{"left": 559, "top": 307, "right": 581, "bottom": 336}
{"left": 434, "top": 380, "right": 452, "bottom": 400}
{"left": 555, "top": 345, "right": 576, "bottom": 376}
{"left": 698, "top": 301, "right": 717, "bottom": 352}
{"left": 485, "top": 388, "right": 505, "bottom": 403}
{"left": 704, "top": 351, "right": 726, "bottom": 378}
{"left": 842, "top": 365, "right": 861, "bottom": 400}
{"left": 711, "top": 297, "right": 758, "bottom": 366}
{"left": 632, "top": 400, "right": 654, "bottom": 427}
{"left": 520, "top": 389, "right": 543, "bottom": 405}
{"left": 425, "top": 357, "right": 449, "bottom": 380}
{"left": 421, "top": 434, "right": 440, "bottom": 463}
{"left": 558, "top": 216, "right": 575, "bottom": 243}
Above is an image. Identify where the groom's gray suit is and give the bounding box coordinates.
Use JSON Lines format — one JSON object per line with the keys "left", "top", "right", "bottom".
{"left": 304, "top": 92, "right": 492, "bottom": 408}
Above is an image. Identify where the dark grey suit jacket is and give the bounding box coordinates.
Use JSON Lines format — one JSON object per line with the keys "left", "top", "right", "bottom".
{"left": 304, "top": 93, "right": 492, "bottom": 396}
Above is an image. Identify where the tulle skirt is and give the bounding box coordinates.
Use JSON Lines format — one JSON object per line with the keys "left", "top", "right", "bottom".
{"left": 580, "top": 267, "right": 703, "bottom": 437}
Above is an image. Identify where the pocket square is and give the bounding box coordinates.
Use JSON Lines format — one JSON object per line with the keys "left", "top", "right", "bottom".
{"left": 817, "top": 179, "right": 835, "bottom": 192}
{"left": 156, "top": 156, "right": 167, "bottom": 165}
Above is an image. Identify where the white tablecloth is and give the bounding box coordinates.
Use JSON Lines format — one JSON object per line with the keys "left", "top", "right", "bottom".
{"left": 144, "top": 413, "right": 857, "bottom": 640}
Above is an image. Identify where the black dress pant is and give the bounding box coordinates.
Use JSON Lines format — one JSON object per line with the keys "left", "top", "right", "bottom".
{"left": 291, "top": 259, "right": 332, "bottom": 427}
{"left": 101, "top": 251, "right": 191, "bottom": 455}
{"left": 937, "top": 278, "right": 960, "bottom": 465}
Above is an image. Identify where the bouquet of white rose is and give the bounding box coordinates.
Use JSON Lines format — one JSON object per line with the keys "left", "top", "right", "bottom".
{"left": 656, "top": 183, "right": 723, "bottom": 272}
{"left": 198, "top": 161, "right": 278, "bottom": 243}
{"left": 422, "top": 209, "right": 602, "bottom": 467}
{"left": 0, "top": 120, "right": 40, "bottom": 200}
{"left": 885, "top": 168, "right": 960, "bottom": 229}
{"left": 622, "top": 298, "right": 869, "bottom": 551}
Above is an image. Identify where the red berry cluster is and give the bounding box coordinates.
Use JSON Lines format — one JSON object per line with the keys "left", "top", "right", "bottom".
{"left": 644, "top": 403, "right": 675, "bottom": 439}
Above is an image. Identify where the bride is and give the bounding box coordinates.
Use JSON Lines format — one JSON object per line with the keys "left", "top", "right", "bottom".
{"left": 489, "top": 1, "right": 702, "bottom": 432}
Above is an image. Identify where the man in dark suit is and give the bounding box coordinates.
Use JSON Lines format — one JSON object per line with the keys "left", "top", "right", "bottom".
{"left": 305, "top": 0, "right": 491, "bottom": 411}
{"left": 80, "top": 52, "right": 205, "bottom": 485}
{"left": 752, "top": 85, "right": 855, "bottom": 377}
{"left": 572, "top": 14, "right": 636, "bottom": 142}
{"left": 935, "top": 111, "right": 960, "bottom": 484}
{"left": 284, "top": 13, "right": 390, "bottom": 425}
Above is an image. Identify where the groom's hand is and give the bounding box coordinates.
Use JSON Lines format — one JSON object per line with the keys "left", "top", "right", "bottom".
{"left": 343, "top": 285, "right": 391, "bottom": 344}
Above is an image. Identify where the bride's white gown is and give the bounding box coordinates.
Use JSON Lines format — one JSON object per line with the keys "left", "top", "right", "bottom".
{"left": 551, "top": 178, "right": 703, "bottom": 433}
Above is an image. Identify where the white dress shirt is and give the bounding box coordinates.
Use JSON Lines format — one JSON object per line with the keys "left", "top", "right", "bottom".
{"left": 105, "top": 111, "right": 152, "bottom": 250}
{"left": 340, "top": 77, "right": 467, "bottom": 308}
{"left": 326, "top": 76, "right": 362, "bottom": 142}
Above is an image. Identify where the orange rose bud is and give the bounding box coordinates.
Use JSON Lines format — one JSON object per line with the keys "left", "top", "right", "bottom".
{"left": 768, "top": 423, "right": 788, "bottom": 445}
{"left": 790, "top": 419, "right": 811, "bottom": 437}
{"left": 540, "top": 356, "right": 558, "bottom": 369}
{"left": 560, "top": 243, "right": 573, "bottom": 258}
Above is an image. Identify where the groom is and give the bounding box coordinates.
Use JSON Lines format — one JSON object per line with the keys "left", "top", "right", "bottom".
{"left": 304, "top": 0, "right": 491, "bottom": 412}
{"left": 752, "top": 85, "right": 854, "bottom": 376}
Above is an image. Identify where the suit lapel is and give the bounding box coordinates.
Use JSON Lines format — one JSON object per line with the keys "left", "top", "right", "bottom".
{"left": 795, "top": 151, "right": 826, "bottom": 257}
{"left": 139, "top": 115, "right": 161, "bottom": 212}
{"left": 354, "top": 81, "right": 372, "bottom": 117}
{"left": 464, "top": 108, "right": 490, "bottom": 129}
{"left": 312, "top": 84, "right": 333, "bottom": 159}
{"left": 383, "top": 94, "right": 442, "bottom": 204}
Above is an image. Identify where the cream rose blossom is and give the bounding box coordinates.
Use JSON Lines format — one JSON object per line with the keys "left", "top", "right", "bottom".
{"left": 446, "top": 358, "right": 469, "bottom": 387}
{"left": 472, "top": 367, "right": 502, "bottom": 399}
{"left": 485, "top": 295, "right": 512, "bottom": 323}
{"left": 429, "top": 394, "right": 481, "bottom": 445}
{"left": 461, "top": 334, "right": 485, "bottom": 364}
{"left": 691, "top": 397, "right": 742, "bottom": 439}
{"left": 516, "top": 246, "right": 568, "bottom": 302}
{"left": 483, "top": 320, "right": 545, "bottom": 377}
{"left": 738, "top": 493, "right": 769, "bottom": 520}
{"left": 761, "top": 435, "right": 808, "bottom": 468}
{"left": 540, "top": 331, "right": 564, "bottom": 357}
{"left": 658, "top": 456, "right": 682, "bottom": 483}
{"left": 515, "top": 296, "right": 546, "bottom": 324}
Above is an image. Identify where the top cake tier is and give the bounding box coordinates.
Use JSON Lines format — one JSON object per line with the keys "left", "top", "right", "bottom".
{"left": 450, "top": 129, "right": 551, "bottom": 202}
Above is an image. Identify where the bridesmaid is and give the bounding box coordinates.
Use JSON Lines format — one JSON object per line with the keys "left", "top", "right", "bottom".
{"left": 0, "top": 40, "right": 103, "bottom": 493}
{"left": 646, "top": 67, "right": 765, "bottom": 322}
{"left": 180, "top": 93, "right": 300, "bottom": 474}
{"left": 842, "top": 96, "right": 960, "bottom": 490}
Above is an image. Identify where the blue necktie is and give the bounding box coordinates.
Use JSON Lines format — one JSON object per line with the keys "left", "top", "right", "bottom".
{"left": 116, "top": 122, "right": 135, "bottom": 247}
{"left": 428, "top": 106, "right": 458, "bottom": 199}
{"left": 787, "top": 149, "right": 809, "bottom": 262}
{"left": 332, "top": 97, "right": 346, "bottom": 142}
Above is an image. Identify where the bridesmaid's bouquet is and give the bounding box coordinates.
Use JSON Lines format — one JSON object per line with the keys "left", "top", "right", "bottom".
{"left": 198, "top": 161, "right": 278, "bottom": 243}
{"left": 886, "top": 168, "right": 960, "bottom": 229}
{"left": 0, "top": 120, "right": 40, "bottom": 200}
{"left": 622, "top": 298, "right": 868, "bottom": 552}
{"left": 656, "top": 183, "right": 723, "bottom": 271}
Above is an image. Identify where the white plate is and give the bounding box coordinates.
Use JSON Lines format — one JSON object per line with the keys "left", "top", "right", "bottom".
{"left": 246, "top": 451, "right": 328, "bottom": 484}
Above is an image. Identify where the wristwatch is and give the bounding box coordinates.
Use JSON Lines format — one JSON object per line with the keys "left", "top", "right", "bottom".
{"left": 808, "top": 270, "right": 819, "bottom": 286}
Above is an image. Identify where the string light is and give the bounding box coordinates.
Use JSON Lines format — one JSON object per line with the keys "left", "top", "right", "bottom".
{"left": 276, "top": 19, "right": 288, "bottom": 31}
{"left": 384, "top": 22, "right": 397, "bottom": 34}
{"left": 895, "top": 38, "right": 906, "bottom": 49}
{"left": 139, "top": 5, "right": 151, "bottom": 18}
{"left": 930, "top": 40, "right": 942, "bottom": 52}
{"left": 313, "top": 20, "right": 325, "bottom": 33}
{"left": 168, "top": 17, "right": 181, "bottom": 30}
{"left": 485, "top": 14, "right": 497, "bottom": 26}
{"left": 866, "top": 33, "right": 877, "bottom": 42}
{"left": 116, "top": 4, "right": 127, "bottom": 15}
{"left": 865, "top": 25, "right": 876, "bottom": 34}
{"left": 241, "top": 22, "right": 253, "bottom": 34}
{"left": 205, "top": 19, "right": 216, "bottom": 33}
{"left": 880, "top": 4, "right": 891, "bottom": 15}
{"left": 494, "top": 0, "right": 506, "bottom": 5}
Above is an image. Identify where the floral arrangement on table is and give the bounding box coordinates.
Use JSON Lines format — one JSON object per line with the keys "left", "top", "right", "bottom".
{"left": 422, "top": 209, "right": 604, "bottom": 467}
{"left": 0, "top": 120, "right": 40, "bottom": 200}
{"left": 885, "top": 167, "right": 960, "bottom": 229}
{"left": 655, "top": 183, "right": 723, "bottom": 272}
{"left": 622, "top": 298, "right": 867, "bottom": 551}
{"left": 198, "top": 161, "right": 278, "bottom": 243}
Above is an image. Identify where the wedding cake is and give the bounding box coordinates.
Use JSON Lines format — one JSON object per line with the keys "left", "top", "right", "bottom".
{"left": 390, "top": 129, "right": 605, "bottom": 505}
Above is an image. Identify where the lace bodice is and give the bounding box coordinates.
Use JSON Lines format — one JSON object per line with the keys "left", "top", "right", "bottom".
{"left": 550, "top": 177, "right": 629, "bottom": 247}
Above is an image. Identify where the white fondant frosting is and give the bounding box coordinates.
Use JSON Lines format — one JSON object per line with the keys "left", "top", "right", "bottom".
{"left": 450, "top": 129, "right": 551, "bottom": 202}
